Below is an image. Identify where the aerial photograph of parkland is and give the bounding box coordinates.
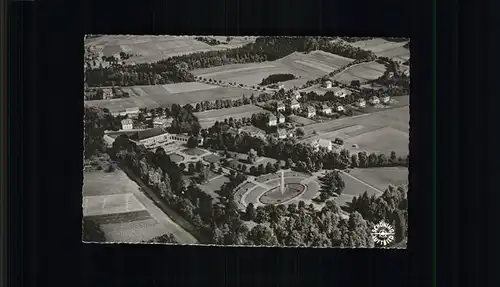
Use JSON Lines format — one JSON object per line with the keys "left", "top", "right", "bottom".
{"left": 83, "top": 35, "right": 410, "bottom": 248}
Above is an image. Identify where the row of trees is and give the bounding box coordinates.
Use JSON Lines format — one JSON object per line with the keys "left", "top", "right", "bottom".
{"left": 194, "top": 36, "right": 225, "bottom": 46}
{"left": 206, "top": 131, "right": 409, "bottom": 173}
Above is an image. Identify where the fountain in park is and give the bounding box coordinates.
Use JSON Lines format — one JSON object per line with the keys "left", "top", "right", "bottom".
{"left": 259, "top": 170, "right": 306, "bottom": 205}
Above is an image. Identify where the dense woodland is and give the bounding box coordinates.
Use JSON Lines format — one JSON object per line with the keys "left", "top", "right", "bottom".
{"left": 85, "top": 37, "right": 377, "bottom": 87}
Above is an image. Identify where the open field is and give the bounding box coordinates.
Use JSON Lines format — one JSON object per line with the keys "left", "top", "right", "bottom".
{"left": 82, "top": 170, "right": 198, "bottom": 243}
{"left": 340, "top": 172, "right": 381, "bottom": 197}
{"left": 331, "top": 61, "right": 387, "bottom": 85}
{"left": 83, "top": 193, "right": 145, "bottom": 217}
{"left": 84, "top": 97, "right": 161, "bottom": 113}
{"left": 85, "top": 83, "right": 253, "bottom": 113}
{"left": 300, "top": 104, "right": 409, "bottom": 155}
{"left": 194, "top": 105, "right": 266, "bottom": 129}
{"left": 192, "top": 51, "right": 355, "bottom": 87}
{"left": 289, "top": 115, "right": 317, "bottom": 126}
{"left": 199, "top": 175, "right": 231, "bottom": 202}
{"left": 85, "top": 35, "right": 233, "bottom": 65}
{"left": 350, "top": 38, "right": 410, "bottom": 62}
{"left": 349, "top": 167, "right": 409, "bottom": 192}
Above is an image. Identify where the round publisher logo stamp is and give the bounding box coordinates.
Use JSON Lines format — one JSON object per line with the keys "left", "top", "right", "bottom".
{"left": 371, "top": 221, "right": 395, "bottom": 246}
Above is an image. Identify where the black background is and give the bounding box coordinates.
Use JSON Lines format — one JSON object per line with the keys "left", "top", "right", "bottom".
{"left": 6, "top": 0, "right": 482, "bottom": 285}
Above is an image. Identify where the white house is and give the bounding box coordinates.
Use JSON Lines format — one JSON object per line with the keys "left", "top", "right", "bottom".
{"left": 332, "top": 87, "right": 347, "bottom": 98}
{"left": 368, "top": 96, "right": 380, "bottom": 105}
{"left": 321, "top": 105, "right": 332, "bottom": 115}
{"left": 307, "top": 106, "right": 316, "bottom": 118}
{"left": 290, "top": 99, "right": 301, "bottom": 110}
{"left": 102, "top": 88, "right": 113, "bottom": 99}
{"left": 311, "top": 139, "right": 333, "bottom": 152}
{"left": 293, "top": 90, "right": 302, "bottom": 100}
{"left": 121, "top": 119, "right": 134, "bottom": 130}
{"left": 356, "top": 98, "right": 366, "bottom": 108}
{"left": 277, "top": 101, "right": 286, "bottom": 112}
{"left": 403, "top": 69, "right": 410, "bottom": 77}
{"left": 130, "top": 127, "right": 170, "bottom": 146}
{"left": 336, "top": 105, "right": 345, "bottom": 112}
{"left": 278, "top": 84, "right": 285, "bottom": 90}
{"left": 277, "top": 129, "right": 288, "bottom": 139}
{"left": 268, "top": 114, "right": 278, "bottom": 126}
{"left": 323, "top": 80, "right": 333, "bottom": 89}
{"left": 381, "top": 95, "right": 391, "bottom": 104}
{"left": 277, "top": 113, "right": 286, "bottom": 124}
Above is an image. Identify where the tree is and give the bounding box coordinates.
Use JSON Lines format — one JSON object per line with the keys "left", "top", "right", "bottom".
{"left": 392, "top": 209, "right": 407, "bottom": 243}
{"left": 295, "top": 128, "right": 305, "bottom": 138}
{"left": 350, "top": 80, "right": 361, "bottom": 88}
{"left": 188, "top": 162, "right": 196, "bottom": 174}
{"left": 187, "top": 136, "right": 199, "bottom": 148}
{"left": 257, "top": 164, "right": 265, "bottom": 175}
{"left": 265, "top": 162, "right": 274, "bottom": 174}
{"left": 246, "top": 203, "right": 256, "bottom": 221}
{"left": 248, "top": 225, "right": 279, "bottom": 246}
{"left": 247, "top": 148, "right": 258, "bottom": 164}
{"left": 318, "top": 170, "right": 345, "bottom": 196}
{"left": 390, "top": 151, "right": 397, "bottom": 162}
{"left": 351, "top": 154, "right": 358, "bottom": 168}
{"left": 286, "top": 230, "right": 303, "bottom": 246}
{"left": 196, "top": 160, "right": 204, "bottom": 172}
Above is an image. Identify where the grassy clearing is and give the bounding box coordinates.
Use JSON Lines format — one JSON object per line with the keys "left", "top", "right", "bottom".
{"left": 199, "top": 175, "right": 231, "bottom": 202}
{"left": 331, "top": 61, "right": 387, "bottom": 85}
{"left": 339, "top": 172, "right": 380, "bottom": 197}
{"left": 202, "top": 153, "right": 223, "bottom": 163}
{"left": 83, "top": 193, "right": 145, "bottom": 216}
{"left": 349, "top": 167, "right": 408, "bottom": 191}
{"left": 194, "top": 105, "right": 265, "bottom": 129}
{"left": 169, "top": 153, "right": 185, "bottom": 163}
{"left": 289, "top": 115, "right": 317, "bottom": 126}
{"left": 182, "top": 148, "right": 207, "bottom": 156}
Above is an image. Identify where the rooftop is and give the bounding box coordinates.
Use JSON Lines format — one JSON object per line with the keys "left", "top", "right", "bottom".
{"left": 131, "top": 127, "right": 168, "bottom": 141}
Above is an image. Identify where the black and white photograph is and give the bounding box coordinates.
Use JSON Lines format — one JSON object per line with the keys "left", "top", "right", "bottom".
{"left": 83, "top": 35, "right": 410, "bottom": 248}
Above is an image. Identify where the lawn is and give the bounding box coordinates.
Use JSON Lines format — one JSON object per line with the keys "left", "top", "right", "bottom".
{"left": 182, "top": 147, "right": 207, "bottom": 156}
{"left": 350, "top": 38, "right": 410, "bottom": 61}
{"left": 169, "top": 153, "right": 185, "bottom": 163}
{"left": 202, "top": 153, "right": 223, "bottom": 163}
{"left": 348, "top": 167, "right": 409, "bottom": 191}
{"left": 339, "top": 172, "right": 381, "bottom": 197}
{"left": 83, "top": 170, "right": 141, "bottom": 197}
{"left": 199, "top": 175, "right": 231, "bottom": 202}
{"left": 84, "top": 97, "right": 161, "bottom": 114}
{"left": 82, "top": 169, "right": 199, "bottom": 244}
{"left": 331, "top": 61, "right": 387, "bottom": 85}
{"left": 83, "top": 193, "right": 145, "bottom": 217}
{"left": 300, "top": 105, "right": 409, "bottom": 155}
{"left": 192, "top": 50, "right": 355, "bottom": 87}
{"left": 289, "top": 115, "right": 317, "bottom": 126}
